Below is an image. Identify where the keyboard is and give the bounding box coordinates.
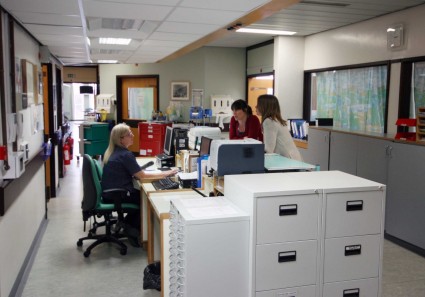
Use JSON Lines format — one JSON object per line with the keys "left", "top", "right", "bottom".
{"left": 152, "top": 177, "right": 180, "bottom": 191}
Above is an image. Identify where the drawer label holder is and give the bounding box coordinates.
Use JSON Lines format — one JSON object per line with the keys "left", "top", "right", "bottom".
{"left": 346, "top": 200, "right": 363, "bottom": 211}
{"left": 345, "top": 244, "right": 362, "bottom": 256}
{"left": 279, "top": 204, "right": 298, "bottom": 216}
{"left": 278, "top": 251, "right": 297, "bottom": 263}
{"left": 343, "top": 288, "right": 360, "bottom": 297}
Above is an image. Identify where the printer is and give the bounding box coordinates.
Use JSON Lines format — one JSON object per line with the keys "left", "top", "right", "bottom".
{"left": 209, "top": 139, "right": 264, "bottom": 176}
{"left": 188, "top": 126, "right": 222, "bottom": 150}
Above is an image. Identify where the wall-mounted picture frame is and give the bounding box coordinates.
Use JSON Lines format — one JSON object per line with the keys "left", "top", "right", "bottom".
{"left": 171, "top": 81, "right": 190, "bottom": 101}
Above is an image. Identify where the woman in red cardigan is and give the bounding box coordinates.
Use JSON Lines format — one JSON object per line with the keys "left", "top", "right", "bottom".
{"left": 229, "top": 99, "right": 263, "bottom": 141}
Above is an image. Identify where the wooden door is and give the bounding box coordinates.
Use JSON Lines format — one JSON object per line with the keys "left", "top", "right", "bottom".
{"left": 116, "top": 75, "right": 159, "bottom": 153}
{"left": 247, "top": 75, "right": 274, "bottom": 122}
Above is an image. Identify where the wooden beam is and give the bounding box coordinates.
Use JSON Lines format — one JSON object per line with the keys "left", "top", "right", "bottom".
{"left": 157, "top": 0, "right": 301, "bottom": 63}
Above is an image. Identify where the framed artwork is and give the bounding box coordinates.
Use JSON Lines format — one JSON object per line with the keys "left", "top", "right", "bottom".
{"left": 171, "top": 81, "right": 190, "bottom": 101}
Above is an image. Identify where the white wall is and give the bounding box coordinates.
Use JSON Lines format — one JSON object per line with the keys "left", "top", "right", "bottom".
{"left": 99, "top": 47, "right": 245, "bottom": 122}
{"left": 14, "top": 24, "right": 44, "bottom": 161}
{"left": 274, "top": 36, "right": 305, "bottom": 119}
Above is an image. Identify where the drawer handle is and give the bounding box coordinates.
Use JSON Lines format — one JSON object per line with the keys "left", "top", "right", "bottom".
{"left": 278, "top": 251, "right": 296, "bottom": 263}
{"left": 279, "top": 204, "right": 297, "bottom": 216}
{"left": 345, "top": 244, "right": 361, "bottom": 256}
{"left": 346, "top": 200, "right": 363, "bottom": 211}
{"left": 343, "top": 288, "right": 360, "bottom": 297}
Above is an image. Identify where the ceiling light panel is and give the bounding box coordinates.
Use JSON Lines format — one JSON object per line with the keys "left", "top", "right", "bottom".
{"left": 96, "top": 0, "right": 180, "bottom": 5}
{"left": 83, "top": 1, "right": 173, "bottom": 21}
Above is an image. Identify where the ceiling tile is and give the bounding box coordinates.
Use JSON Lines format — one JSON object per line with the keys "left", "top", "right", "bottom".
{"left": 156, "top": 22, "right": 220, "bottom": 35}
{"left": 167, "top": 7, "right": 243, "bottom": 25}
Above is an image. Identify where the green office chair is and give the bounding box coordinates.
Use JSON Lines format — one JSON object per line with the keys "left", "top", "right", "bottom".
{"left": 77, "top": 154, "right": 139, "bottom": 257}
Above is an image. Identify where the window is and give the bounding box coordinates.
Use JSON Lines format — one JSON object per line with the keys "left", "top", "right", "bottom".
{"left": 308, "top": 64, "right": 388, "bottom": 133}
{"left": 410, "top": 61, "right": 425, "bottom": 117}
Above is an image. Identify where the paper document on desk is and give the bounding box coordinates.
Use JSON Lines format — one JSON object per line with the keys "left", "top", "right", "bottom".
{"left": 177, "top": 171, "right": 198, "bottom": 180}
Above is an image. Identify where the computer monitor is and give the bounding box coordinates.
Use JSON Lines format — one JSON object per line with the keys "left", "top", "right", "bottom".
{"left": 199, "top": 136, "right": 213, "bottom": 156}
{"left": 163, "top": 126, "right": 174, "bottom": 156}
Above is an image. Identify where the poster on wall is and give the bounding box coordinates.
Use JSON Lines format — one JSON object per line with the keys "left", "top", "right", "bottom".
{"left": 128, "top": 88, "right": 154, "bottom": 120}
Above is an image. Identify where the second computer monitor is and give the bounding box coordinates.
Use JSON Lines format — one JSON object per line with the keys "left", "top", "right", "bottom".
{"left": 199, "top": 136, "right": 213, "bottom": 156}
{"left": 163, "top": 126, "right": 174, "bottom": 156}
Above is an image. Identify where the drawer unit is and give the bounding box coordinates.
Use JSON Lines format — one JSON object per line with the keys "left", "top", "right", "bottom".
{"left": 323, "top": 278, "right": 379, "bottom": 297}
{"left": 79, "top": 122, "right": 110, "bottom": 156}
{"left": 139, "top": 141, "right": 161, "bottom": 156}
{"left": 324, "top": 235, "right": 381, "bottom": 283}
{"left": 83, "top": 140, "right": 108, "bottom": 156}
{"left": 325, "top": 191, "right": 383, "bottom": 238}
{"left": 256, "top": 240, "right": 317, "bottom": 291}
{"left": 83, "top": 123, "right": 109, "bottom": 140}
{"left": 224, "top": 171, "right": 385, "bottom": 297}
{"left": 256, "top": 194, "right": 320, "bottom": 244}
{"left": 256, "top": 285, "right": 316, "bottom": 297}
{"left": 138, "top": 122, "right": 171, "bottom": 156}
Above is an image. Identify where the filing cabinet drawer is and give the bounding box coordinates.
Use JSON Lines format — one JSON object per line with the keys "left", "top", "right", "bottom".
{"left": 256, "top": 194, "right": 320, "bottom": 244}
{"left": 139, "top": 141, "right": 161, "bottom": 156}
{"left": 256, "top": 240, "right": 318, "bottom": 291}
{"left": 324, "top": 235, "right": 381, "bottom": 283}
{"left": 325, "top": 191, "right": 383, "bottom": 238}
{"left": 256, "top": 285, "right": 316, "bottom": 297}
{"left": 323, "top": 278, "right": 379, "bottom": 297}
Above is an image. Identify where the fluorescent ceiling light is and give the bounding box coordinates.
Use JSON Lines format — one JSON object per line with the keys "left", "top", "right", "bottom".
{"left": 99, "top": 37, "right": 131, "bottom": 45}
{"left": 236, "top": 28, "right": 296, "bottom": 35}
{"left": 387, "top": 28, "right": 396, "bottom": 32}
{"left": 98, "top": 60, "right": 118, "bottom": 63}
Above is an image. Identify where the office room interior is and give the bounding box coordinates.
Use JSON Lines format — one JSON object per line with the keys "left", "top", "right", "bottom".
{"left": 1, "top": 0, "right": 425, "bottom": 296}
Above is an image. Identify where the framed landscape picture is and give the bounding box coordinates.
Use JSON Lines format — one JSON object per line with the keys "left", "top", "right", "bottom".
{"left": 171, "top": 81, "right": 190, "bottom": 101}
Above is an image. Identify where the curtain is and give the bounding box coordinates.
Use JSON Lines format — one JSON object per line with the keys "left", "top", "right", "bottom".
{"left": 315, "top": 65, "right": 387, "bottom": 133}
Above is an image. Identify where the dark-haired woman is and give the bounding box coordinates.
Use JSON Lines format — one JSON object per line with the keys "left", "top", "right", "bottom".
{"left": 229, "top": 99, "right": 263, "bottom": 141}
{"left": 256, "top": 95, "right": 302, "bottom": 161}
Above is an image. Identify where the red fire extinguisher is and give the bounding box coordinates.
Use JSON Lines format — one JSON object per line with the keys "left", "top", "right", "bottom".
{"left": 67, "top": 135, "right": 74, "bottom": 160}
{"left": 63, "top": 142, "right": 71, "bottom": 165}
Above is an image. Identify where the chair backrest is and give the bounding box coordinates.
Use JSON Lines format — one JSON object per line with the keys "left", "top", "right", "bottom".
{"left": 81, "top": 154, "right": 102, "bottom": 214}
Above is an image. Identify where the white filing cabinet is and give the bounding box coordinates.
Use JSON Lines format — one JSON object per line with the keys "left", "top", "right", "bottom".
{"left": 224, "top": 171, "right": 386, "bottom": 297}
{"left": 169, "top": 197, "right": 249, "bottom": 297}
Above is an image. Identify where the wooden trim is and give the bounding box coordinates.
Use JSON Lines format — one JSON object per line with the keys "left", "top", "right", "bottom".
{"left": 0, "top": 153, "right": 45, "bottom": 216}
{"left": 157, "top": 0, "right": 300, "bottom": 63}
{"left": 294, "top": 139, "right": 308, "bottom": 149}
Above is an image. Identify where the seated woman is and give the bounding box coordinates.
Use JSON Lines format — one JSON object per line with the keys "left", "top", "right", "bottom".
{"left": 256, "top": 94, "right": 303, "bottom": 161}
{"left": 101, "top": 123, "right": 177, "bottom": 246}
{"left": 229, "top": 99, "right": 263, "bottom": 141}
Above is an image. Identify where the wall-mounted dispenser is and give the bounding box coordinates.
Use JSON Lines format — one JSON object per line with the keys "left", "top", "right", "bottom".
{"left": 3, "top": 151, "right": 25, "bottom": 179}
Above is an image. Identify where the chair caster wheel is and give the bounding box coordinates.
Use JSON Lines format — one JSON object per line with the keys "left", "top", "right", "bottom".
{"left": 77, "top": 240, "right": 83, "bottom": 247}
{"left": 83, "top": 251, "right": 90, "bottom": 257}
{"left": 120, "top": 248, "right": 127, "bottom": 255}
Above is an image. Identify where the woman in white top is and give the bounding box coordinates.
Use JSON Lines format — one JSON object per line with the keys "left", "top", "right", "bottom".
{"left": 256, "top": 94, "right": 303, "bottom": 161}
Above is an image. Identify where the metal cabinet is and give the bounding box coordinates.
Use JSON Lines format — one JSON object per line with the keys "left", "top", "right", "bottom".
{"left": 305, "top": 128, "right": 330, "bottom": 170}
{"left": 224, "top": 171, "right": 385, "bottom": 297}
{"left": 329, "top": 131, "right": 358, "bottom": 175}
{"left": 386, "top": 142, "right": 425, "bottom": 250}
{"left": 356, "top": 136, "right": 390, "bottom": 184}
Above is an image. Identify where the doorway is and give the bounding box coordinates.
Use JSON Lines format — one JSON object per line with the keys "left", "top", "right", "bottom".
{"left": 63, "top": 83, "right": 98, "bottom": 121}
{"left": 116, "top": 75, "right": 159, "bottom": 153}
{"left": 247, "top": 73, "right": 274, "bottom": 120}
